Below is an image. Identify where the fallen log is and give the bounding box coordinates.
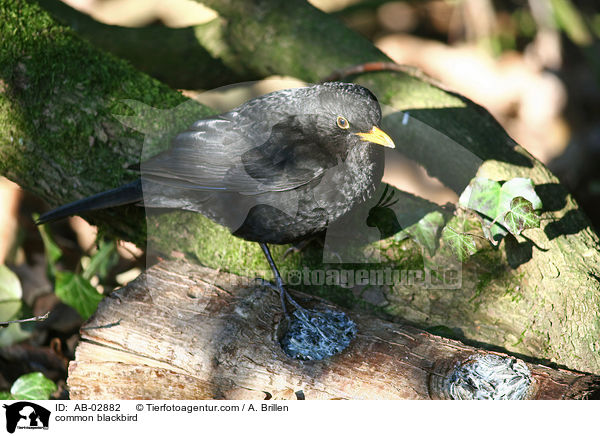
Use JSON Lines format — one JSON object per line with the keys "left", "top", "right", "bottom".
{"left": 68, "top": 261, "right": 600, "bottom": 400}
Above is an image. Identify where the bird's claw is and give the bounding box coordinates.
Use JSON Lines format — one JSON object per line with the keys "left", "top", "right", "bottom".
{"left": 254, "top": 277, "right": 296, "bottom": 319}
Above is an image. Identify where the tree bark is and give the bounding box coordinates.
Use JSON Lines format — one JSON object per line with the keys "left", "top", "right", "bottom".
{"left": 68, "top": 260, "right": 600, "bottom": 400}
{"left": 1, "top": 0, "right": 600, "bottom": 375}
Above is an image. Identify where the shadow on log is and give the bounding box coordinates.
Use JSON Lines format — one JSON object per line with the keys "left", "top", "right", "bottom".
{"left": 68, "top": 261, "right": 600, "bottom": 400}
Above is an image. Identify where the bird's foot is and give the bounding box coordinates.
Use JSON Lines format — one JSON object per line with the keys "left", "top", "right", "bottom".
{"left": 253, "top": 277, "right": 311, "bottom": 319}
{"left": 254, "top": 277, "right": 356, "bottom": 360}
{"left": 282, "top": 305, "right": 357, "bottom": 361}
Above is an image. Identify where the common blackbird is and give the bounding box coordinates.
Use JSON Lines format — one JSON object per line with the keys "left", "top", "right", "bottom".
{"left": 37, "top": 82, "right": 395, "bottom": 319}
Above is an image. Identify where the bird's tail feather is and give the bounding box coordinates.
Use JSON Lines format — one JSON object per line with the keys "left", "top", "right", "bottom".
{"left": 36, "top": 180, "right": 143, "bottom": 224}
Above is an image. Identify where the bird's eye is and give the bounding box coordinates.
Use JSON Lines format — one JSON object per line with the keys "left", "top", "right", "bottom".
{"left": 336, "top": 116, "right": 350, "bottom": 129}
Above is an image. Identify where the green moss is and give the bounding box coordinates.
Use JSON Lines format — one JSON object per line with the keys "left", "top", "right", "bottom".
{"left": 0, "top": 0, "right": 188, "bottom": 190}
{"left": 468, "top": 248, "right": 511, "bottom": 304}
{"left": 0, "top": 0, "right": 203, "bottom": 243}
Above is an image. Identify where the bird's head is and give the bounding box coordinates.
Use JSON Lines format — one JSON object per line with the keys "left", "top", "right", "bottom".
{"left": 235, "top": 82, "right": 395, "bottom": 168}
{"left": 314, "top": 82, "right": 395, "bottom": 151}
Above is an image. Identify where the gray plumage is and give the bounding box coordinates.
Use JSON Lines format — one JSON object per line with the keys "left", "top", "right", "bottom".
{"left": 38, "top": 82, "right": 387, "bottom": 244}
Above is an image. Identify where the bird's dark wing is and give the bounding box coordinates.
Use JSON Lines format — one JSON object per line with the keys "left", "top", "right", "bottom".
{"left": 140, "top": 114, "right": 334, "bottom": 195}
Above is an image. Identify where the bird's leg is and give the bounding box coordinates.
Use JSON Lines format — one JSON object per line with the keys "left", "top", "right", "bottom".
{"left": 259, "top": 242, "right": 357, "bottom": 360}
{"left": 260, "top": 242, "right": 330, "bottom": 336}
{"left": 259, "top": 243, "right": 305, "bottom": 318}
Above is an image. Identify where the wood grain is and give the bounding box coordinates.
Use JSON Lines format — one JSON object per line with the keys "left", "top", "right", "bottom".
{"left": 68, "top": 261, "right": 600, "bottom": 400}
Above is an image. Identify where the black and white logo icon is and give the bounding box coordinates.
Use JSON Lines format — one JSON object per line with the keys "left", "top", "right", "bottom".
{"left": 3, "top": 402, "right": 50, "bottom": 433}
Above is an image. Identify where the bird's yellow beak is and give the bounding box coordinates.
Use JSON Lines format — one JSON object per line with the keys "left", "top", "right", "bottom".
{"left": 355, "top": 126, "right": 395, "bottom": 149}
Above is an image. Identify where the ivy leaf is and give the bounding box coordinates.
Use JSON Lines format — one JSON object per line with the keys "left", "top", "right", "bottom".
{"left": 10, "top": 372, "right": 57, "bottom": 400}
{"left": 395, "top": 211, "right": 445, "bottom": 256}
{"left": 459, "top": 177, "right": 542, "bottom": 242}
{"left": 442, "top": 221, "right": 477, "bottom": 261}
{"left": 498, "top": 178, "right": 542, "bottom": 210}
{"left": 55, "top": 271, "right": 103, "bottom": 319}
{"left": 503, "top": 197, "right": 540, "bottom": 236}
{"left": 459, "top": 178, "right": 500, "bottom": 217}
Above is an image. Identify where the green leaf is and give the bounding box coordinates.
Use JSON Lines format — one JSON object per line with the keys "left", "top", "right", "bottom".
{"left": 0, "top": 265, "right": 31, "bottom": 346}
{"left": 82, "top": 239, "right": 119, "bottom": 281}
{"left": 459, "top": 177, "right": 542, "bottom": 241}
{"left": 55, "top": 271, "right": 103, "bottom": 319}
{"left": 0, "top": 264, "right": 22, "bottom": 320}
{"left": 35, "top": 215, "right": 63, "bottom": 276}
{"left": 10, "top": 372, "right": 57, "bottom": 400}
{"left": 459, "top": 178, "right": 505, "bottom": 240}
{"left": 498, "top": 178, "right": 542, "bottom": 211}
{"left": 0, "top": 264, "right": 22, "bottom": 300}
{"left": 0, "top": 323, "right": 32, "bottom": 348}
{"left": 503, "top": 197, "right": 541, "bottom": 236}
{"left": 395, "top": 211, "right": 445, "bottom": 256}
{"left": 442, "top": 221, "right": 477, "bottom": 261}
{"left": 459, "top": 177, "right": 500, "bottom": 216}
{"left": 0, "top": 298, "right": 22, "bottom": 324}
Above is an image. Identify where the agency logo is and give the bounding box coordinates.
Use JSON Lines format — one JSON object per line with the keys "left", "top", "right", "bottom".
{"left": 3, "top": 402, "right": 50, "bottom": 433}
